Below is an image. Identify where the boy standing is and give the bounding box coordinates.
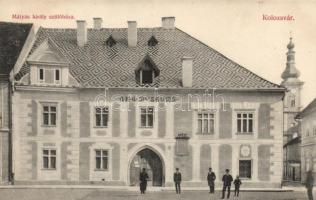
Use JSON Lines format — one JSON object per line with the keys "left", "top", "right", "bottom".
{"left": 233, "top": 175, "right": 242, "bottom": 197}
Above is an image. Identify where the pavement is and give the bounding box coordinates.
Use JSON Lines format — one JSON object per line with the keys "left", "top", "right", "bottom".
{"left": 0, "top": 188, "right": 314, "bottom": 200}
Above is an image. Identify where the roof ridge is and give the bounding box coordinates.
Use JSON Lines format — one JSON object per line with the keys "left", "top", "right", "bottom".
{"left": 175, "top": 27, "right": 282, "bottom": 89}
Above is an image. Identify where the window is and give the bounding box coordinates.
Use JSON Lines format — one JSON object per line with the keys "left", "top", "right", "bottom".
{"left": 313, "top": 127, "right": 316, "bottom": 136}
{"left": 136, "top": 57, "right": 159, "bottom": 85}
{"left": 239, "top": 160, "right": 251, "bottom": 178}
{"left": 306, "top": 129, "right": 310, "bottom": 137}
{"left": 237, "top": 112, "right": 253, "bottom": 134}
{"left": 140, "top": 70, "right": 154, "bottom": 84}
{"left": 95, "top": 149, "right": 108, "bottom": 170}
{"left": 197, "top": 112, "right": 214, "bottom": 135}
{"left": 39, "top": 68, "right": 44, "bottom": 81}
{"left": 43, "top": 105, "right": 57, "bottom": 126}
{"left": 43, "top": 149, "right": 56, "bottom": 169}
{"left": 95, "top": 107, "right": 109, "bottom": 127}
{"left": 55, "top": 69, "right": 60, "bottom": 82}
{"left": 140, "top": 107, "right": 154, "bottom": 128}
{"left": 291, "top": 99, "right": 296, "bottom": 107}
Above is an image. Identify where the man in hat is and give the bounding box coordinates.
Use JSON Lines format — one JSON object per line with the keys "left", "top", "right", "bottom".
{"left": 174, "top": 168, "right": 182, "bottom": 194}
{"left": 207, "top": 167, "right": 216, "bottom": 193}
{"left": 139, "top": 168, "right": 149, "bottom": 194}
{"left": 221, "top": 169, "right": 233, "bottom": 199}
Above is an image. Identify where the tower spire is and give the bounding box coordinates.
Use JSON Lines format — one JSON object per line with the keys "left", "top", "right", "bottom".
{"left": 281, "top": 37, "right": 300, "bottom": 81}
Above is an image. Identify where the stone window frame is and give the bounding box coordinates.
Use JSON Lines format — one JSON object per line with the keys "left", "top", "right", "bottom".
{"left": 94, "top": 149, "right": 109, "bottom": 171}
{"left": 41, "top": 102, "right": 58, "bottom": 127}
{"left": 231, "top": 102, "right": 259, "bottom": 139}
{"left": 89, "top": 143, "right": 113, "bottom": 181}
{"left": 196, "top": 111, "right": 215, "bottom": 135}
{"left": 139, "top": 106, "right": 154, "bottom": 128}
{"left": 135, "top": 102, "right": 158, "bottom": 138}
{"left": 238, "top": 159, "right": 253, "bottom": 180}
{"left": 236, "top": 111, "right": 254, "bottom": 135}
{"left": 42, "top": 148, "right": 57, "bottom": 170}
{"left": 94, "top": 106, "right": 110, "bottom": 128}
{"left": 37, "top": 142, "right": 61, "bottom": 180}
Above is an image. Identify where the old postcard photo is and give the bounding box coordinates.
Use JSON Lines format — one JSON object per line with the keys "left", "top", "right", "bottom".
{"left": 0, "top": 0, "right": 315, "bottom": 199}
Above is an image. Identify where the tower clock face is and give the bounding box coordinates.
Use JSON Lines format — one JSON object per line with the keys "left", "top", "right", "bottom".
{"left": 290, "top": 88, "right": 297, "bottom": 94}
{"left": 240, "top": 145, "right": 251, "bottom": 157}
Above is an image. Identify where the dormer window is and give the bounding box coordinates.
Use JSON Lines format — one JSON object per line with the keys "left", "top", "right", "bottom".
{"left": 135, "top": 56, "right": 160, "bottom": 85}
{"left": 106, "top": 35, "right": 116, "bottom": 47}
{"left": 37, "top": 67, "right": 61, "bottom": 85}
{"left": 148, "top": 36, "right": 158, "bottom": 46}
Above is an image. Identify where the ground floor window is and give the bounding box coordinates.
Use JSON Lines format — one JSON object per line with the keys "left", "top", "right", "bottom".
{"left": 95, "top": 149, "right": 108, "bottom": 170}
{"left": 43, "top": 149, "right": 56, "bottom": 169}
{"left": 239, "top": 160, "right": 251, "bottom": 178}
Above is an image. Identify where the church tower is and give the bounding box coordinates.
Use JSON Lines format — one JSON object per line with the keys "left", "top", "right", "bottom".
{"left": 281, "top": 37, "right": 304, "bottom": 140}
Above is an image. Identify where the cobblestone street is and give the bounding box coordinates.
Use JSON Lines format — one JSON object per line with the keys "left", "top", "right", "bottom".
{"left": 0, "top": 189, "right": 313, "bottom": 200}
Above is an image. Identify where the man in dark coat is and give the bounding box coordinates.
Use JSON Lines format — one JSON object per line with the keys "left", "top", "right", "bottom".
{"left": 174, "top": 168, "right": 182, "bottom": 194}
{"left": 207, "top": 167, "right": 216, "bottom": 193}
{"left": 139, "top": 168, "right": 149, "bottom": 194}
{"left": 221, "top": 169, "right": 233, "bottom": 199}
{"left": 305, "top": 170, "right": 314, "bottom": 200}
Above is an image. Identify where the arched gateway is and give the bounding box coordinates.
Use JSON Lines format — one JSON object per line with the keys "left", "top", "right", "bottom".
{"left": 129, "top": 148, "right": 165, "bottom": 186}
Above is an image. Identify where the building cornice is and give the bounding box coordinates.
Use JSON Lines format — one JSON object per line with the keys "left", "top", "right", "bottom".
{"left": 15, "top": 85, "right": 78, "bottom": 93}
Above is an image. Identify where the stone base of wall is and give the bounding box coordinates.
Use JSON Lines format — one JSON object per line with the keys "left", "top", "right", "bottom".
{"left": 14, "top": 180, "right": 281, "bottom": 188}
{"left": 14, "top": 180, "right": 126, "bottom": 186}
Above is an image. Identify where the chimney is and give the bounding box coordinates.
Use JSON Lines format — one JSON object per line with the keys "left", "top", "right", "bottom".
{"left": 182, "top": 57, "right": 193, "bottom": 87}
{"left": 127, "top": 21, "right": 137, "bottom": 47}
{"left": 76, "top": 20, "right": 87, "bottom": 47}
{"left": 162, "top": 17, "right": 175, "bottom": 29}
{"left": 93, "top": 18, "right": 103, "bottom": 30}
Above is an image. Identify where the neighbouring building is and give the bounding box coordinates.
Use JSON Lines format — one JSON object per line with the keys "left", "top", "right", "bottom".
{"left": 281, "top": 38, "right": 304, "bottom": 182}
{"left": 0, "top": 22, "right": 34, "bottom": 184}
{"left": 297, "top": 98, "right": 316, "bottom": 185}
{"left": 11, "top": 17, "right": 285, "bottom": 188}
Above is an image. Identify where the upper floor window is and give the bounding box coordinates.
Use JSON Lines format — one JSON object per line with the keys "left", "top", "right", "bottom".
{"left": 43, "top": 149, "right": 56, "bottom": 170}
{"left": 140, "top": 107, "right": 154, "bottom": 128}
{"left": 306, "top": 129, "right": 310, "bottom": 137}
{"left": 38, "top": 68, "right": 61, "bottom": 85}
{"left": 291, "top": 99, "right": 296, "bottom": 107}
{"left": 135, "top": 56, "right": 160, "bottom": 85}
{"left": 95, "top": 107, "right": 109, "bottom": 127}
{"left": 55, "top": 69, "right": 60, "bottom": 83}
{"left": 237, "top": 112, "right": 253, "bottom": 134}
{"left": 39, "top": 68, "right": 44, "bottom": 82}
{"left": 197, "top": 112, "right": 214, "bottom": 135}
{"left": 43, "top": 104, "right": 57, "bottom": 126}
{"left": 95, "top": 149, "right": 108, "bottom": 170}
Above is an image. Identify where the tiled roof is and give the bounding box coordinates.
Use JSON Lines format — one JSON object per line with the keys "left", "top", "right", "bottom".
{"left": 16, "top": 27, "right": 282, "bottom": 89}
{"left": 0, "top": 22, "right": 33, "bottom": 75}
{"left": 296, "top": 98, "right": 316, "bottom": 118}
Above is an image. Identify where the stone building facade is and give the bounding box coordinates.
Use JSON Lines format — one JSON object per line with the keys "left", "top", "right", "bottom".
{"left": 297, "top": 98, "right": 316, "bottom": 185}
{"left": 0, "top": 22, "right": 34, "bottom": 184}
{"left": 11, "top": 17, "right": 285, "bottom": 188}
{"left": 281, "top": 38, "right": 304, "bottom": 182}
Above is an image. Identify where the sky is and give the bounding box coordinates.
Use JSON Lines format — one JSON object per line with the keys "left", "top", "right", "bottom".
{"left": 1, "top": 0, "right": 315, "bottom": 107}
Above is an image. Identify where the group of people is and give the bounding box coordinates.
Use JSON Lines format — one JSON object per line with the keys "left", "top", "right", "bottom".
{"left": 139, "top": 167, "right": 242, "bottom": 199}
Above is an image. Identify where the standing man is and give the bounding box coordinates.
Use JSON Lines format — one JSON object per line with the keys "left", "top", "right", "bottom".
{"left": 305, "top": 170, "right": 314, "bottom": 200}
{"left": 221, "top": 169, "right": 233, "bottom": 199}
{"left": 174, "top": 168, "right": 182, "bottom": 194}
{"left": 139, "top": 168, "right": 149, "bottom": 194}
{"left": 207, "top": 167, "right": 216, "bottom": 193}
